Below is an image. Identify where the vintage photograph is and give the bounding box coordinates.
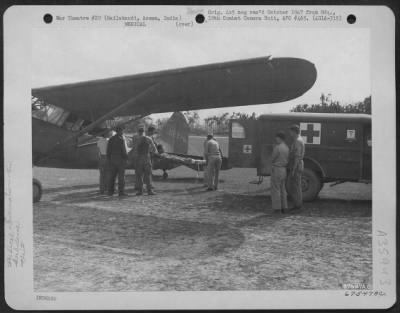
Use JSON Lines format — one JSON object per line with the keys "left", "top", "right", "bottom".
{"left": 30, "top": 24, "right": 374, "bottom": 293}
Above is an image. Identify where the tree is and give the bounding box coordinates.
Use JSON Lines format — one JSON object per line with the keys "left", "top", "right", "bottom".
{"left": 202, "top": 111, "right": 258, "bottom": 135}
{"left": 203, "top": 112, "right": 231, "bottom": 135}
{"left": 228, "top": 112, "right": 258, "bottom": 120}
{"left": 122, "top": 116, "right": 153, "bottom": 133}
{"left": 291, "top": 94, "right": 371, "bottom": 114}
{"left": 155, "top": 117, "right": 169, "bottom": 131}
{"left": 183, "top": 111, "right": 200, "bottom": 128}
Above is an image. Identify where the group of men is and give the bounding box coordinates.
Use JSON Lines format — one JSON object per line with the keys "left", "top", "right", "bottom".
{"left": 270, "top": 124, "right": 305, "bottom": 214}
{"left": 97, "top": 125, "right": 159, "bottom": 197}
{"left": 96, "top": 123, "right": 304, "bottom": 213}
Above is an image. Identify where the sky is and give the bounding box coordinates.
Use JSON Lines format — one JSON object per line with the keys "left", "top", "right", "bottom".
{"left": 32, "top": 26, "right": 370, "bottom": 120}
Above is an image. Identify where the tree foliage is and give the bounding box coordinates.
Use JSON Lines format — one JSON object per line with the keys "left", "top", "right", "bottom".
{"left": 117, "top": 116, "right": 153, "bottom": 133}
{"left": 291, "top": 94, "right": 371, "bottom": 114}
{"left": 119, "top": 94, "right": 371, "bottom": 135}
{"left": 203, "top": 111, "right": 258, "bottom": 135}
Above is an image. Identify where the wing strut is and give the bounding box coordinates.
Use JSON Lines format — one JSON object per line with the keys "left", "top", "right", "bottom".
{"left": 76, "top": 115, "right": 144, "bottom": 147}
{"left": 72, "top": 83, "right": 159, "bottom": 138}
{"left": 34, "top": 83, "right": 159, "bottom": 164}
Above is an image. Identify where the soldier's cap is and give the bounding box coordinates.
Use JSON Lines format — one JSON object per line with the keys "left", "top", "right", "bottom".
{"left": 102, "top": 130, "right": 111, "bottom": 137}
{"left": 276, "top": 131, "right": 286, "bottom": 140}
{"left": 289, "top": 124, "right": 300, "bottom": 134}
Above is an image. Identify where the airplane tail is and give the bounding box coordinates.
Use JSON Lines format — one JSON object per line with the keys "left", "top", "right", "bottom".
{"left": 158, "top": 112, "right": 189, "bottom": 154}
{"left": 154, "top": 114, "right": 233, "bottom": 173}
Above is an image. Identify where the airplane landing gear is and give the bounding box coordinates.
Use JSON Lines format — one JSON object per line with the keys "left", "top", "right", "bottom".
{"left": 33, "top": 178, "right": 42, "bottom": 203}
{"left": 162, "top": 170, "right": 168, "bottom": 180}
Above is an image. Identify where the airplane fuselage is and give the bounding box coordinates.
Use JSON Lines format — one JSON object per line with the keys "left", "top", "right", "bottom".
{"left": 33, "top": 118, "right": 103, "bottom": 169}
{"left": 32, "top": 113, "right": 192, "bottom": 171}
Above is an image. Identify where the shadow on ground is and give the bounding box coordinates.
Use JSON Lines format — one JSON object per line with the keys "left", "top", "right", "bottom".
{"left": 182, "top": 193, "right": 372, "bottom": 217}
{"left": 44, "top": 183, "right": 372, "bottom": 220}
{"left": 45, "top": 184, "right": 99, "bottom": 193}
{"left": 35, "top": 204, "right": 245, "bottom": 259}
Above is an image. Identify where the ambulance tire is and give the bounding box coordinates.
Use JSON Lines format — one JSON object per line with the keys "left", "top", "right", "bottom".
{"left": 33, "top": 178, "right": 42, "bottom": 203}
{"left": 301, "top": 168, "right": 322, "bottom": 202}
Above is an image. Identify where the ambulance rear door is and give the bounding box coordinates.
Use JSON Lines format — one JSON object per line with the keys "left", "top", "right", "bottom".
{"left": 228, "top": 119, "right": 258, "bottom": 168}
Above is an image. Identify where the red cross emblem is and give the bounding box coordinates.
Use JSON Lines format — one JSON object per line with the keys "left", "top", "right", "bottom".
{"left": 243, "top": 144, "right": 252, "bottom": 154}
{"left": 300, "top": 123, "right": 321, "bottom": 144}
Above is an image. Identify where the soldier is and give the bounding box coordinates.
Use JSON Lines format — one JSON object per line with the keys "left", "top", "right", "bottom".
{"left": 107, "top": 126, "right": 129, "bottom": 197}
{"left": 204, "top": 134, "right": 223, "bottom": 191}
{"left": 147, "top": 125, "right": 157, "bottom": 145}
{"left": 147, "top": 125, "right": 159, "bottom": 163}
{"left": 134, "top": 127, "right": 158, "bottom": 195}
{"left": 146, "top": 125, "right": 159, "bottom": 190}
{"left": 202, "top": 135, "right": 209, "bottom": 187}
{"left": 287, "top": 124, "right": 305, "bottom": 210}
{"left": 130, "top": 126, "right": 144, "bottom": 191}
{"left": 96, "top": 130, "right": 112, "bottom": 194}
{"left": 270, "top": 131, "right": 289, "bottom": 213}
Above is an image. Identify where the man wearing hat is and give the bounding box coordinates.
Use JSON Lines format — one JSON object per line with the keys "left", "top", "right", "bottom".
{"left": 287, "top": 124, "right": 305, "bottom": 210}
{"left": 146, "top": 125, "right": 160, "bottom": 190}
{"left": 146, "top": 125, "right": 160, "bottom": 175}
{"left": 147, "top": 125, "right": 157, "bottom": 146}
{"left": 96, "top": 130, "right": 113, "bottom": 194}
{"left": 134, "top": 126, "right": 158, "bottom": 195}
{"left": 204, "top": 134, "right": 223, "bottom": 191}
{"left": 202, "top": 135, "right": 209, "bottom": 187}
{"left": 271, "top": 131, "right": 289, "bottom": 213}
{"left": 130, "top": 126, "right": 145, "bottom": 190}
{"left": 107, "top": 125, "right": 128, "bottom": 197}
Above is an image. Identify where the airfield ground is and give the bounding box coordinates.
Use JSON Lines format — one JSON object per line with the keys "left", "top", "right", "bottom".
{"left": 33, "top": 163, "right": 372, "bottom": 291}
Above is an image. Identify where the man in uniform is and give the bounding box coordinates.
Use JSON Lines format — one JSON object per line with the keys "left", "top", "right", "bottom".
{"left": 96, "top": 130, "right": 112, "bottom": 194}
{"left": 107, "top": 126, "right": 128, "bottom": 197}
{"left": 146, "top": 125, "right": 159, "bottom": 190}
{"left": 204, "top": 134, "right": 223, "bottom": 191}
{"left": 147, "top": 126, "right": 160, "bottom": 166}
{"left": 202, "top": 135, "right": 209, "bottom": 187}
{"left": 287, "top": 124, "right": 305, "bottom": 210}
{"left": 147, "top": 125, "right": 157, "bottom": 145}
{"left": 135, "top": 127, "right": 158, "bottom": 195}
{"left": 130, "top": 126, "right": 144, "bottom": 191}
{"left": 270, "top": 131, "right": 289, "bottom": 213}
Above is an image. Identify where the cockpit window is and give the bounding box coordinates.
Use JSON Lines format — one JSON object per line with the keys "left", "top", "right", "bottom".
{"left": 32, "top": 97, "right": 70, "bottom": 126}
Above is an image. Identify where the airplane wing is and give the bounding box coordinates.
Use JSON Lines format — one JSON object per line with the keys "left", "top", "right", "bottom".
{"left": 32, "top": 56, "right": 317, "bottom": 121}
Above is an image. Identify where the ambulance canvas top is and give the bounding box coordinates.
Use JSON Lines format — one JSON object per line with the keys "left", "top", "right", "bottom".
{"left": 258, "top": 113, "right": 371, "bottom": 124}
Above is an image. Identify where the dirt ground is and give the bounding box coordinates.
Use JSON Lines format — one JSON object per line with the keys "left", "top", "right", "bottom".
{"left": 33, "top": 165, "right": 372, "bottom": 292}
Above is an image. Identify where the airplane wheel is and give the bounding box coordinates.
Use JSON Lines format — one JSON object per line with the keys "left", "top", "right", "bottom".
{"left": 163, "top": 171, "right": 168, "bottom": 180}
{"left": 33, "top": 178, "right": 42, "bottom": 203}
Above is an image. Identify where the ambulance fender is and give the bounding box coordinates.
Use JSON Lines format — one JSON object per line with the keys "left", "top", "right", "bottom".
{"left": 303, "top": 157, "right": 325, "bottom": 179}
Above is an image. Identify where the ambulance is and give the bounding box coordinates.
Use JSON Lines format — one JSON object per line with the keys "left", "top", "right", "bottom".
{"left": 228, "top": 113, "right": 371, "bottom": 201}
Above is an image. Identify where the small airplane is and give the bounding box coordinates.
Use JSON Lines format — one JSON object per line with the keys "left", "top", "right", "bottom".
{"left": 32, "top": 55, "right": 317, "bottom": 202}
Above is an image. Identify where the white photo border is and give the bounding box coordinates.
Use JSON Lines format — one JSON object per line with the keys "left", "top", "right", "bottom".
{"left": 3, "top": 5, "right": 396, "bottom": 310}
